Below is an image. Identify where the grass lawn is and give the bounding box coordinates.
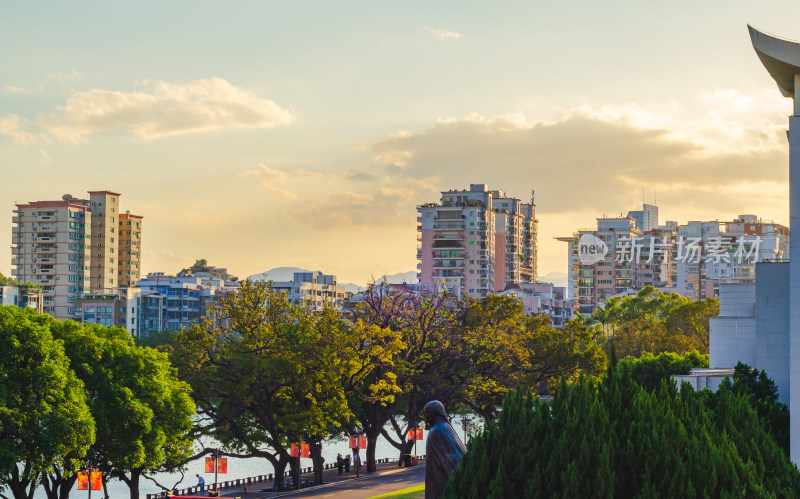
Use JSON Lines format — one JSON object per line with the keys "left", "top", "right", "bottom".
{"left": 367, "top": 484, "right": 425, "bottom": 499}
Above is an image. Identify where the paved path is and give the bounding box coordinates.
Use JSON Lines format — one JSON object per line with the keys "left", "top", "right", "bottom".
{"left": 199, "top": 461, "right": 425, "bottom": 499}
{"left": 259, "top": 466, "right": 424, "bottom": 499}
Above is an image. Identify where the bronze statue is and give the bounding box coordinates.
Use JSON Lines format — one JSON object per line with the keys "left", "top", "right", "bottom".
{"left": 424, "top": 400, "right": 466, "bottom": 499}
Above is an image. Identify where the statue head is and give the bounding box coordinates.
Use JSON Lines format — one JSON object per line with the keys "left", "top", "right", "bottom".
{"left": 424, "top": 400, "right": 448, "bottom": 428}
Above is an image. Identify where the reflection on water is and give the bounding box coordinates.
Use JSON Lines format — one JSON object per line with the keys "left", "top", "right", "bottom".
{"left": 30, "top": 430, "right": 429, "bottom": 498}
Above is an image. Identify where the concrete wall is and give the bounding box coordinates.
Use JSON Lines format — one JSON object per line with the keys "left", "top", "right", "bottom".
{"left": 755, "top": 262, "right": 790, "bottom": 405}
{"left": 709, "top": 283, "right": 756, "bottom": 369}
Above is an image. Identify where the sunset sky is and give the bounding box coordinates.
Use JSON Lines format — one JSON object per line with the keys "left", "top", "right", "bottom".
{"left": 1, "top": 1, "right": 799, "bottom": 284}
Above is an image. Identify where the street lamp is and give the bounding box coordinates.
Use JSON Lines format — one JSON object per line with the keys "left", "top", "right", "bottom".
{"left": 460, "top": 417, "right": 470, "bottom": 445}
{"left": 351, "top": 426, "right": 364, "bottom": 478}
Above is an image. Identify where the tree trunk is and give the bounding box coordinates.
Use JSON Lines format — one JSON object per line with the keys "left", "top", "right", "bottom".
{"left": 398, "top": 439, "right": 414, "bottom": 466}
{"left": 365, "top": 425, "right": 382, "bottom": 472}
{"left": 310, "top": 441, "right": 325, "bottom": 485}
{"left": 126, "top": 471, "right": 140, "bottom": 499}
{"left": 273, "top": 458, "right": 288, "bottom": 491}
{"left": 42, "top": 472, "right": 78, "bottom": 499}
{"left": 290, "top": 456, "right": 301, "bottom": 489}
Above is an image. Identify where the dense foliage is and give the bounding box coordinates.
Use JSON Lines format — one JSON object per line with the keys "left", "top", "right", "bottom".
{"left": 0, "top": 307, "right": 194, "bottom": 499}
{"left": 170, "top": 280, "right": 607, "bottom": 487}
{"left": 445, "top": 363, "right": 800, "bottom": 498}
{"left": 619, "top": 350, "right": 708, "bottom": 391}
{"left": 593, "top": 286, "right": 718, "bottom": 357}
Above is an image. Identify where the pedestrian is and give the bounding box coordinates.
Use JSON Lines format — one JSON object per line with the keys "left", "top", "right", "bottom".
{"left": 337, "top": 453, "right": 343, "bottom": 475}
{"left": 195, "top": 474, "right": 205, "bottom": 493}
{"left": 344, "top": 454, "right": 351, "bottom": 474}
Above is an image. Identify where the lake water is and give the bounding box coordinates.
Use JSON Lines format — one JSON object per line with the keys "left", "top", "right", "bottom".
{"left": 29, "top": 430, "right": 431, "bottom": 498}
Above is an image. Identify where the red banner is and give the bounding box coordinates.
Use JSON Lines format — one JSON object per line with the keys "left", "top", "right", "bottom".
{"left": 416, "top": 428, "right": 423, "bottom": 441}
{"left": 407, "top": 430, "right": 414, "bottom": 441}
{"left": 205, "top": 456, "right": 215, "bottom": 473}
{"left": 290, "top": 443, "right": 300, "bottom": 458}
{"left": 301, "top": 443, "right": 310, "bottom": 458}
{"left": 217, "top": 457, "right": 228, "bottom": 474}
{"left": 90, "top": 472, "right": 102, "bottom": 491}
{"left": 77, "top": 472, "right": 88, "bottom": 491}
{"left": 349, "top": 435, "right": 357, "bottom": 448}
{"left": 359, "top": 436, "right": 367, "bottom": 449}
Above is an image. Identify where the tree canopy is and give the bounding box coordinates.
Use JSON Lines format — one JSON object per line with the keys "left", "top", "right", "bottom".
{"left": 593, "top": 286, "right": 718, "bottom": 358}
{"left": 445, "top": 362, "right": 800, "bottom": 498}
{"left": 0, "top": 307, "right": 95, "bottom": 499}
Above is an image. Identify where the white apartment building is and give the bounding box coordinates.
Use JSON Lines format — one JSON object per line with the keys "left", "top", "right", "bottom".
{"left": 667, "top": 215, "right": 789, "bottom": 300}
{"left": 417, "top": 184, "right": 538, "bottom": 299}
{"left": 262, "top": 271, "right": 348, "bottom": 310}
{"left": 496, "top": 282, "right": 573, "bottom": 327}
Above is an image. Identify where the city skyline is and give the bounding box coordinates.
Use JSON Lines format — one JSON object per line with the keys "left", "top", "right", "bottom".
{"left": 1, "top": 1, "right": 798, "bottom": 285}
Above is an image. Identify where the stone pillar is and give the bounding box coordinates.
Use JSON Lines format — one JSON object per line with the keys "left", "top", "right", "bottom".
{"left": 790, "top": 76, "right": 800, "bottom": 463}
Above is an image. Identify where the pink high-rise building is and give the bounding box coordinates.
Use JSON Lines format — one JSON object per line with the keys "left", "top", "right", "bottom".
{"left": 416, "top": 184, "right": 537, "bottom": 298}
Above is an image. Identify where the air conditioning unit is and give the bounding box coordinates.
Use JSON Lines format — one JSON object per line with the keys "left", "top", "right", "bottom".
{"left": 32, "top": 212, "right": 39, "bottom": 217}
{"left": 55, "top": 276, "right": 60, "bottom": 280}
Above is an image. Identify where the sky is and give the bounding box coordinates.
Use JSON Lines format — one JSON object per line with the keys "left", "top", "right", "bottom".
{"left": 1, "top": 1, "right": 799, "bottom": 285}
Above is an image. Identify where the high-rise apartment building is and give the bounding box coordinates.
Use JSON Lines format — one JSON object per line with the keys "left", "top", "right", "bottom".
{"left": 558, "top": 216, "right": 672, "bottom": 315}
{"left": 11, "top": 191, "right": 142, "bottom": 321}
{"left": 417, "top": 184, "right": 537, "bottom": 298}
{"left": 627, "top": 203, "right": 659, "bottom": 232}
{"left": 118, "top": 211, "right": 143, "bottom": 287}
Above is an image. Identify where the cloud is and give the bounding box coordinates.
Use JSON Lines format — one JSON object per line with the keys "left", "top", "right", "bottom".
{"left": 4, "top": 85, "right": 40, "bottom": 95}
{"left": 0, "top": 115, "right": 36, "bottom": 144}
{"left": 425, "top": 27, "right": 462, "bottom": 40}
{"left": 47, "top": 68, "right": 83, "bottom": 81}
{"left": 38, "top": 77, "right": 294, "bottom": 142}
{"left": 238, "top": 164, "right": 297, "bottom": 199}
{"left": 368, "top": 98, "right": 789, "bottom": 217}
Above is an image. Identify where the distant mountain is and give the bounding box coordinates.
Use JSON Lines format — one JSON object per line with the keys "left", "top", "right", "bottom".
{"left": 539, "top": 271, "right": 568, "bottom": 289}
{"left": 249, "top": 266, "right": 309, "bottom": 283}
{"left": 374, "top": 271, "right": 417, "bottom": 285}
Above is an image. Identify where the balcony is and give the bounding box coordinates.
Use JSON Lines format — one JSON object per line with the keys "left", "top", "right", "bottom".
{"left": 433, "top": 233, "right": 464, "bottom": 240}
{"left": 433, "top": 223, "right": 465, "bottom": 231}
{"left": 11, "top": 216, "right": 20, "bottom": 224}
{"left": 433, "top": 262, "right": 465, "bottom": 269}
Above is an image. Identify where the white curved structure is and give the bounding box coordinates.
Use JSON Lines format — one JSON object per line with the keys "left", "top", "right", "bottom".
{"left": 749, "top": 25, "right": 800, "bottom": 464}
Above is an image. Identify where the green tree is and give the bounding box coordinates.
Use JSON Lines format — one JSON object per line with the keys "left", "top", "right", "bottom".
{"left": 0, "top": 272, "right": 15, "bottom": 286}
{"left": 596, "top": 286, "right": 718, "bottom": 357}
{"left": 0, "top": 307, "right": 94, "bottom": 499}
{"left": 134, "top": 329, "right": 177, "bottom": 353}
{"left": 172, "top": 280, "right": 400, "bottom": 489}
{"left": 33, "top": 319, "right": 195, "bottom": 499}
{"left": 619, "top": 350, "right": 708, "bottom": 392}
{"left": 445, "top": 362, "right": 800, "bottom": 497}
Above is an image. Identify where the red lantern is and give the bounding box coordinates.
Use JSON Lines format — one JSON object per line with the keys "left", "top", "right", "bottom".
{"left": 77, "top": 472, "right": 88, "bottom": 491}
{"left": 90, "top": 472, "right": 102, "bottom": 491}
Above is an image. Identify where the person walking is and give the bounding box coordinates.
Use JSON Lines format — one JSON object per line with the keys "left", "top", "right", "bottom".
{"left": 195, "top": 474, "right": 205, "bottom": 493}
{"left": 337, "top": 453, "right": 343, "bottom": 475}
{"left": 344, "top": 454, "right": 351, "bottom": 474}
